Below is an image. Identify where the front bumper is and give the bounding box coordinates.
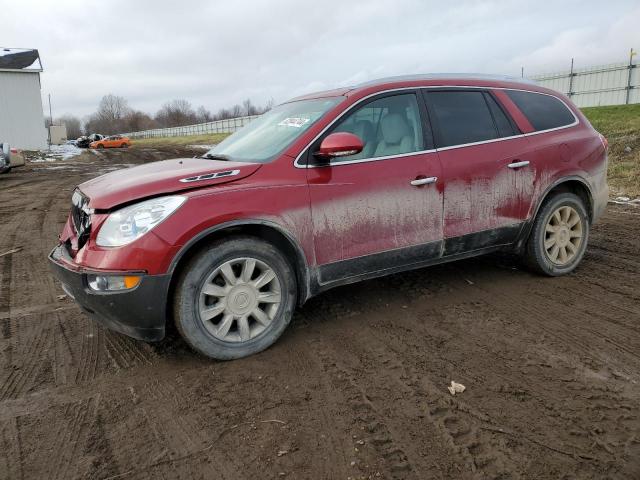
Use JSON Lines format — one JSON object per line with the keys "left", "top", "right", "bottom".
{"left": 48, "top": 244, "right": 170, "bottom": 341}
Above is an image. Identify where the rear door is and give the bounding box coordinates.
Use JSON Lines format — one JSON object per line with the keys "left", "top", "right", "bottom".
{"left": 424, "top": 89, "right": 534, "bottom": 255}
{"left": 305, "top": 91, "right": 444, "bottom": 284}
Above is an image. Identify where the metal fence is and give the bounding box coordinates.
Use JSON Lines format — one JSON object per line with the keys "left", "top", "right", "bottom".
{"left": 123, "top": 115, "right": 259, "bottom": 139}
{"left": 531, "top": 58, "right": 639, "bottom": 108}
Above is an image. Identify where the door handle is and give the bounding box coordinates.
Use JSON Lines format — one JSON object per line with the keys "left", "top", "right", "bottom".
{"left": 507, "top": 160, "right": 530, "bottom": 169}
{"left": 410, "top": 176, "right": 438, "bottom": 186}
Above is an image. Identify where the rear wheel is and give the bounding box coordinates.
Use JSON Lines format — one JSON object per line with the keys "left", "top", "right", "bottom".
{"left": 524, "top": 192, "right": 589, "bottom": 276}
{"left": 173, "top": 236, "right": 297, "bottom": 360}
{"left": 121, "top": 143, "right": 128, "bottom": 148}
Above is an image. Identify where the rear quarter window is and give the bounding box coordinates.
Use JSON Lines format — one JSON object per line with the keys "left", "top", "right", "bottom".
{"left": 506, "top": 90, "right": 576, "bottom": 131}
{"left": 427, "top": 91, "right": 499, "bottom": 148}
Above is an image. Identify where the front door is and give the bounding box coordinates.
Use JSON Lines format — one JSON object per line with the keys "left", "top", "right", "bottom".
{"left": 424, "top": 89, "right": 535, "bottom": 255}
{"left": 305, "top": 92, "right": 444, "bottom": 284}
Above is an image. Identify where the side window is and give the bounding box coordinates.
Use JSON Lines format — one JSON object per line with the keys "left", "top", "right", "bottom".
{"left": 427, "top": 91, "right": 498, "bottom": 148}
{"left": 330, "top": 93, "right": 424, "bottom": 161}
{"left": 505, "top": 90, "right": 575, "bottom": 131}
{"left": 485, "top": 93, "right": 518, "bottom": 137}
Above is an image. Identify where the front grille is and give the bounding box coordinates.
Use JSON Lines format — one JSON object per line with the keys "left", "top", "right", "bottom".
{"left": 71, "top": 189, "right": 92, "bottom": 249}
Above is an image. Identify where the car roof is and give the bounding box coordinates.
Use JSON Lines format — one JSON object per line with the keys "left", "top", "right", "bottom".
{"left": 285, "top": 73, "right": 555, "bottom": 103}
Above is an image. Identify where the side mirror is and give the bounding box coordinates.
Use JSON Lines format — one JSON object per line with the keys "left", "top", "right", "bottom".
{"left": 314, "top": 132, "right": 364, "bottom": 161}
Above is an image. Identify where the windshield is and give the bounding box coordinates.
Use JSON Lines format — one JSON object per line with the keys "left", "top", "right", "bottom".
{"left": 204, "top": 97, "right": 343, "bottom": 163}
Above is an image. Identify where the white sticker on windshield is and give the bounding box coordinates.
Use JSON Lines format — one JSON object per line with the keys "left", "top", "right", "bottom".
{"left": 278, "top": 117, "right": 310, "bottom": 128}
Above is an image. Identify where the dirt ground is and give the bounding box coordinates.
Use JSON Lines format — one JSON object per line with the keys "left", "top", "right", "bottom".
{"left": 0, "top": 147, "right": 639, "bottom": 480}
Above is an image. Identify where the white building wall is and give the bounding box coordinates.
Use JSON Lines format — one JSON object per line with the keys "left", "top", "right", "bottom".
{"left": 0, "top": 70, "right": 48, "bottom": 149}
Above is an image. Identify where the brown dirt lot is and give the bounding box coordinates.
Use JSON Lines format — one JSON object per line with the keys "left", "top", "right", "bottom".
{"left": 1, "top": 148, "right": 639, "bottom": 480}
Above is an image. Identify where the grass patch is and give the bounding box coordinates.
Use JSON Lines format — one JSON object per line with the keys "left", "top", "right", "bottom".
{"left": 582, "top": 104, "right": 640, "bottom": 198}
{"left": 130, "top": 133, "right": 230, "bottom": 148}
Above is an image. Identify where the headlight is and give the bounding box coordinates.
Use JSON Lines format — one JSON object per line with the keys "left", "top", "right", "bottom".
{"left": 96, "top": 196, "right": 186, "bottom": 247}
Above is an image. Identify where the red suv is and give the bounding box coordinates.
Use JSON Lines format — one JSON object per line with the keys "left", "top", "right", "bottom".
{"left": 50, "top": 75, "right": 609, "bottom": 359}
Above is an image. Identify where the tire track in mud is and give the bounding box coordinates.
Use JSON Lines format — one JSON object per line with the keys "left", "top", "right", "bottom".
{"left": 309, "top": 338, "right": 417, "bottom": 478}
{"left": 307, "top": 308, "right": 521, "bottom": 480}
{"left": 0, "top": 236, "right": 14, "bottom": 342}
{"left": 73, "top": 320, "right": 103, "bottom": 385}
{"left": 111, "top": 376, "right": 240, "bottom": 479}
{"left": 103, "top": 329, "right": 157, "bottom": 371}
{"left": 47, "top": 397, "right": 99, "bottom": 480}
{"left": 0, "top": 416, "right": 24, "bottom": 480}
{"left": 299, "top": 248, "right": 636, "bottom": 479}
{"left": 0, "top": 314, "right": 53, "bottom": 401}
{"left": 299, "top": 294, "right": 467, "bottom": 479}
{"left": 273, "top": 336, "right": 352, "bottom": 479}
{"left": 435, "top": 273, "right": 640, "bottom": 472}
{"left": 359, "top": 308, "right": 615, "bottom": 478}
{"left": 10, "top": 396, "right": 102, "bottom": 480}
{"left": 473, "top": 271, "right": 639, "bottom": 368}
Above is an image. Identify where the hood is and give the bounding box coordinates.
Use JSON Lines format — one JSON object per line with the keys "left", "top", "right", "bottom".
{"left": 80, "top": 157, "right": 262, "bottom": 209}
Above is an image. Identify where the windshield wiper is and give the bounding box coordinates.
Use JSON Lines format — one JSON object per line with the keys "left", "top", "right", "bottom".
{"left": 202, "top": 152, "right": 231, "bottom": 161}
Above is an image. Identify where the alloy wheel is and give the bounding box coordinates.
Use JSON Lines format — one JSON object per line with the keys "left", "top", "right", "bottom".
{"left": 198, "top": 257, "right": 282, "bottom": 343}
{"left": 544, "top": 206, "right": 583, "bottom": 266}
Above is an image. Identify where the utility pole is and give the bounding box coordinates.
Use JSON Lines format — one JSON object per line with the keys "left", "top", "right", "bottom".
{"left": 48, "top": 93, "right": 53, "bottom": 124}
{"left": 48, "top": 93, "right": 53, "bottom": 146}
{"left": 521, "top": 66, "right": 524, "bottom": 78}
{"left": 568, "top": 58, "right": 575, "bottom": 98}
{"left": 626, "top": 48, "right": 636, "bottom": 105}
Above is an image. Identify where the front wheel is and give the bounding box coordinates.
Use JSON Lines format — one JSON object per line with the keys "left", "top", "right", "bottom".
{"left": 173, "top": 236, "right": 297, "bottom": 360}
{"left": 524, "top": 192, "right": 590, "bottom": 276}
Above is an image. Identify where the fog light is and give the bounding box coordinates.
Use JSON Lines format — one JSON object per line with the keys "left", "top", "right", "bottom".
{"left": 88, "top": 274, "right": 142, "bottom": 291}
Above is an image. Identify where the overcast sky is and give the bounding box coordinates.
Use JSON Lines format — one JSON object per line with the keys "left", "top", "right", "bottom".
{"left": 4, "top": 0, "right": 638, "bottom": 120}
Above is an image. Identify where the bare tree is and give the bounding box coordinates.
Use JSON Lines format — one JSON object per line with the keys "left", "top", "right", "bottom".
{"left": 79, "top": 95, "right": 274, "bottom": 135}
{"left": 98, "top": 94, "right": 130, "bottom": 122}
{"left": 155, "top": 99, "right": 197, "bottom": 127}
{"left": 261, "top": 98, "right": 274, "bottom": 113}
{"left": 213, "top": 108, "right": 231, "bottom": 120}
{"left": 231, "top": 104, "right": 243, "bottom": 118}
{"left": 196, "top": 106, "right": 213, "bottom": 123}
{"left": 84, "top": 94, "right": 131, "bottom": 134}
{"left": 242, "top": 98, "right": 259, "bottom": 116}
{"left": 123, "top": 110, "right": 157, "bottom": 132}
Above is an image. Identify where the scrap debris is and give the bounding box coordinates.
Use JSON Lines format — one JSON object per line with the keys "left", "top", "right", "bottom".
{"left": 0, "top": 247, "right": 22, "bottom": 257}
{"left": 448, "top": 381, "right": 466, "bottom": 396}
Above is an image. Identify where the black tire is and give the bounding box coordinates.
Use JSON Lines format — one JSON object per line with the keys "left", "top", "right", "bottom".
{"left": 173, "top": 236, "right": 297, "bottom": 360}
{"left": 524, "top": 192, "right": 590, "bottom": 276}
{"left": 0, "top": 167, "right": 10, "bottom": 174}
{"left": 121, "top": 143, "right": 128, "bottom": 148}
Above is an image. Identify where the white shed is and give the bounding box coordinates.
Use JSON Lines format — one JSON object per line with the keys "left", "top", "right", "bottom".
{"left": 0, "top": 48, "right": 48, "bottom": 150}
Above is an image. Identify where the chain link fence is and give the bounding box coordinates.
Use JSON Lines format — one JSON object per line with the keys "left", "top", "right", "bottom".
{"left": 123, "top": 115, "right": 259, "bottom": 139}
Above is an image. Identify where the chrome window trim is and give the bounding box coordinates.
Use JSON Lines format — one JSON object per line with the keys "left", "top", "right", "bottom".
{"left": 293, "top": 85, "right": 579, "bottom": 169}
{"left": 315, "top": 148, "right": 438, "bottom": 167}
